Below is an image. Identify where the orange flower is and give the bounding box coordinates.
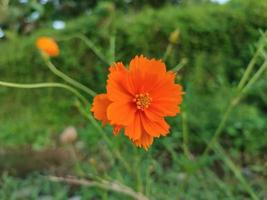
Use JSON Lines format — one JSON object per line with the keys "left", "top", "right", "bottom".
{"left": 36, "top": 36, "right": 59, "bottom": 57}
{"left": 91, "top": 55, "right": 183, "bottom": 150}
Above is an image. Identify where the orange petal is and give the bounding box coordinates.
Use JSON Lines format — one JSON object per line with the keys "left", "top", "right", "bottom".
{"left": 107, "top": 102, "right": 136, "bottom": 126}
{"left": 149, "top": 72, "right": 183, "bottom": 116}
{"left": 152, "top": 84, "right": 183, "bottom": 103}
{"left": 107, "top": 62, "right": 134, "bottom": 102}
{"left": 113, "top": 125, "right": 123, "bottom": 136}
{"left": 141, "top": 113, "right": 169, "bottom": 137}
{"left": 129, "top": 55, "right": 166, "bottom": 76}
{"left": 125, "top": 112, "right": 142, "bottom": 140}
{"left": 149, "top": 103, "right": 181, "bottom": 117}
{"left": 144, "top": 108, "right": 162, "bottom": 122}
{"left": 133, "top": 132, "right": 154, "bottom": 150}
{"left": 128, "top": 55, "right": 167, "bottom": 93}
{"left": 150, "top": 72, "right": 182, "bottom": 100}
{"left": 91, "top": 94, "right": 111, "bottom": 126}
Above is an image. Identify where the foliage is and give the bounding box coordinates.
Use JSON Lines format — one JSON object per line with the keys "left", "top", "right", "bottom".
{"left": 0, "top": 0, "right": 267, "bottom": 199}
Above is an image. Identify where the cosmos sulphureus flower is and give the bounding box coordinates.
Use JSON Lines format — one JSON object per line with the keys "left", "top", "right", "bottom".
{"left": 91, "top": 55, "right": 183, "bottom": 150}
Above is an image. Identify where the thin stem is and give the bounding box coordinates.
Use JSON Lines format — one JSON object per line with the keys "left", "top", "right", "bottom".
{"left": 203, "top": 102, "right": 235, "bottom": 155}
{"left": 109, "top": 35, "right": 116, "bottom": 63}
{"left": 237, "top": 33, "right": 267, "bottom": 90}
{"left": 144, "top": 152, "right": 152, "bottom": 196}
{"left": 58, "top": 34, "right": 111, "bottom": 66}
{"left": 75, "top": 101, "right": 131, "bottom": 173}
{"left": 163, "top": 44, "right": 173, "bottom": 61}
{"left": 0, "top": 81, "right": 88, "bottom": 105}
{"left": 47, "top": 176, "right": 150, "bottom": 200}
{"left": 171, "top": 58, "right": 188, "bottom": 72}
{"left": 213, "top": 143, "right": 259, "bottom": 200}
{"left": 40, "top": 52, "right": 96, "bottom": 97}
{"left": 203, "top": 37, "right": 267, "bottom": 155}
{"left": 241, "top": 59, "right": 267, "bottom": 94}
{"left": 203, "top": 57, "right": 267, "bottom": 155}
{"left": 134, "top": 149, "right": 143, "bottom": 192}
{"left": 68, "top": 144, "right": 85, "bottom": 176}
{"left": 207, "top": 171, "right": 235, "bottom": 200}
{"left": 182, "top": 111, "right": 192, "bottom": 159}
{"left": 77, "top": 34, "right": 111, "bottom": 65}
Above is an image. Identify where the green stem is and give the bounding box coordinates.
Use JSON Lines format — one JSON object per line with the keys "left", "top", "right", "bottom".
{"left": 68, "top": 144, "right": 85, "bottom": 176}
{"left": 171, "top": 58, "right": 188, "bottom": 72}
{"left": 203, "top": 56, "right": 267, "bottom": 156}
{"left": 75, "top": 101, "right": 131, "bottom": 173}
{"left": 241, "top": 59, "right": 267, "bottom": 94}
{"left": 58, "top": 34, "right": 111, "bottom": 66}
{"left": 237, "top": 30, "right": 267, "bottom": 90}
{"left": 207, "top": 171, "right": 235, "bottom": 200}
{"left": 203, "top": 102, "right": 235, "bottom": 155}
{"left": 237, "top": 36, "right": 266, "bottom": 90}
{"left": 76, "top": 34, "right": 111, "bottom": 65}
{"left": 182, "top": 111, "right": 191, "bottom": 159}
{"left": 0, "top": 81, "right": 88, "bottom": 105}
{"left": 163, "top": 44, "right": 173, "bottom": 61}
{"left": 213, "top": 143, "right": 259, "bottom": 200}
{"left": 134, "top": 149, "right": 143, "bottom": 192}
{"left": 144, "top": 152, "right": 152, "bottom": 196}
{"left": 47, "top": 176, "right": 150, "bottom": 200}
{"left": 109, "top": 35, "right": 116, "bottom": 63}
{"left": 40, "top": 52, "right": 96, "bottom": 97}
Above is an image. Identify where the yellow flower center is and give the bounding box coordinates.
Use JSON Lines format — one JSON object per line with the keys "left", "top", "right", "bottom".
{"left": 133, "top": 93, "right": 152, "bottom": 110}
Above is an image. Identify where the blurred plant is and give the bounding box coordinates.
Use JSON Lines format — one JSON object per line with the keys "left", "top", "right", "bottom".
{"left": 204, "top": 30, "right": 267, "bottom": 155}
{"left": 48, "top": 176, "right": 149, "bottom": 200}
{"left": 163, "top": 29, "right": 180, "bottom": 61}
{"left": 60, "top": 126, "right": 77, "bottom": 144}
{"left": 0, "top": 0, "right": 9, "bottom": 22}
{"left": 57, "top": 33, "right": 111, "bottom": 66}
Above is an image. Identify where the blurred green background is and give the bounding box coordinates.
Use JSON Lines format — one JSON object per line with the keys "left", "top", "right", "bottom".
{"left": 0, "top": 0, "right": 267, "bottom": 199}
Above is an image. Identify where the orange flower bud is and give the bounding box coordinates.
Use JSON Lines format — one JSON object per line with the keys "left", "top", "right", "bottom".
{"left": 36, "top": 36, "right": 59, "bottom": 57}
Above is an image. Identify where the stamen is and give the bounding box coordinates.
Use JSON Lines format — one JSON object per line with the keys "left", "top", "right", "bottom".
{"left": 133, "top": 93, "right": 152, "bottom": 110}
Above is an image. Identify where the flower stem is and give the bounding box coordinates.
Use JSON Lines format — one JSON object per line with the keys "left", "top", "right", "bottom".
{"left": 203, "top": 55, "right": 267, "bottom": 155}
{"left": 203, "top": 32, "right": 267, "bottom": 155}
{"left": 163, "top": 43, "right": 173, "bottom": 61}
{"left": 40, "top": 52, "right": 96, "bottom": 97}
{"left": 0, "top": 81, "right": 88, "bottom": 105}
{"left": 203, "top": 101, "right": 235, "bottom": 155}
{"left": 75, "top": 101, "right": 131, "bottom": 173}
{"left": 75, "top": 34, "right": 111, "bottom": 65}
{"left": 47, "top": 176, "right": 150, "bottom": 200}
{"left": 213, "top": 143, "right": 259, "bottom": 200}
{"left": 134, "top": 149, "right": 143, "bottom": 192}
{"left": 182, "top": 111, "right": 192, "bottom": 159}
{"left": 57, "top": 34, "right": 111, "bottom": 66}
{"left": 109, "top": 35, "right": 116, "bottom": 63}
{"left": 241, "top": 59, "right": 267, "bottom": 94}
{"left": 171, "top": 58, "right": 188, "bottom": 72}
{"left": 237, "top": 32, "right": 267, "bottom": 90}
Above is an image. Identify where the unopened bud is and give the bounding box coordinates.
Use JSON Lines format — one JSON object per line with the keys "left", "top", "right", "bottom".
{"left": 169, "top": 29, "right": 180, "bottom": 44}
